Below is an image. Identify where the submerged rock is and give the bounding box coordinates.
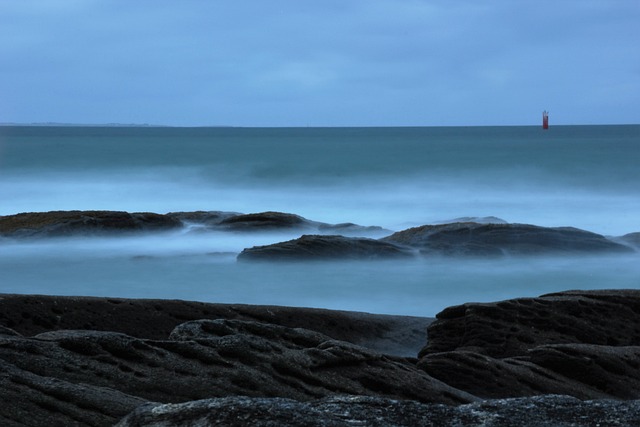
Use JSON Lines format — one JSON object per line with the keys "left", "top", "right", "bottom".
{"left": 116, "top": 395, "right": 640, "bottom": 427}
{"left": 0, "top": 210, "right": 181, "bottom": 238}
{"left": 237, "top": 234, "right": 414, "bottom": 261}
{"left": 383, "top": 222, "right": 631, "bottom": 256}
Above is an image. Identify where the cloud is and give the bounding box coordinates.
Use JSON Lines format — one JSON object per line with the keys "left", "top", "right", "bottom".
{"left": 0, "top": 0, "right": 638, "bottom": 126}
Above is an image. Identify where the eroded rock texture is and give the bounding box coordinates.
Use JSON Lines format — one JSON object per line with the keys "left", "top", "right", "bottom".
{"left": 3, "top": 291, "right": 640, "bottom": 426}
{"left": 116, "top": 395, "right": 640, "bottom": 427}
{"left": 418, "top": 290, "right": 640, "bottom": 400}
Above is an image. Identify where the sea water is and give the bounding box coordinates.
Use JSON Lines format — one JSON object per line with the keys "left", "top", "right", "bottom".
{"left": 0, "top": 125, "right": 639, "bottom": 316}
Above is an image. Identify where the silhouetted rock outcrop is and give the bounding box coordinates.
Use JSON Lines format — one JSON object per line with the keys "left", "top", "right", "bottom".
{"left": 238, "top": 234, "right": 414, "bottom": 261}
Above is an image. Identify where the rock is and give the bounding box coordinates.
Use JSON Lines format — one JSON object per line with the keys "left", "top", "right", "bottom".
{"left": 417, "top": 290, "right": 640, "bottom": 401}
{"left": 417, "top": 350, "right": 612, "bottom": 400}
{"left": 115, "top": 395, "right": 640, "bottom": 427}
{"left": 420, "top": 289, "right": 640, "bottom": 358}
{"left": 0, "top": 358, "right": 145, "bottom": 427}
{"left": 0, "top": 325, "right": 21, "bottom": 336}
{"left": 0, "top": 321, "right": 472, "bottom": 425}
{"left": 218, "top": 211, "right": 313, "bottom": 231}
{"left": 434, "top": 216, "right": 508, "bottom": 224}
{"left": 316, "top": 222, "right": 391, "bottom": 237}
{"left": 527, "top": 344, "right": 640, "bottom": 398}
{"left": 0, "top": 294, "right": 431, "bottom": 357}
{"left": 0, "top": 210, "right": 181, "bottom": 238}
{"left": 382, "top": 222, "right": 632, "bottom": 256}
{"left": 238, "top": 234, "right": 415, "bottom": 261}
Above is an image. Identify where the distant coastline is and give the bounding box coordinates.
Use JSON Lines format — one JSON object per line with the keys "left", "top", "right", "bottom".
{"left": 0, "top": 122, "right": 171, "bottom": 127}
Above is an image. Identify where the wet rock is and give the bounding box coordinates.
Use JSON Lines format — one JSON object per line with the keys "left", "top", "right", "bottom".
{"left": 238, "top": 234, "right": 415, "bottom": 261}
{"left": 0, "top": 210, "right": 181, "bottom": 238}
{"left": 116, "top": 395, "right": 640, "bottom": 427}
{"left": 383, "top": 222, "right": 632, "bottom": 256}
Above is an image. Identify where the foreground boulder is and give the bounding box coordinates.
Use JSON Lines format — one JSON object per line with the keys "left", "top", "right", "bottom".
{"left": 238, "top": 234, "right": 414, "bottom": 261}
{"left": 418, "top": 290, "right": 640, "bottom": 400}
{"left": 383, "top": 222, "right": 632, "bottom": 256}
{"left": 116, "top": 395, "right": 640, "bottom": 427}
{"left": 0, "top": 210, "right": 181, "bottom": 238}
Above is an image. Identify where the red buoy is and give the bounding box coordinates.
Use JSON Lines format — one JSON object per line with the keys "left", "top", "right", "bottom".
{"left": 542, "top": 110, "right": 549, "bottom": 129}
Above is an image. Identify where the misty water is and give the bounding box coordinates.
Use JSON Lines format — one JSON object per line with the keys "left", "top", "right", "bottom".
{"left": 1, "top": 125, "right": 639, "bottom": 316}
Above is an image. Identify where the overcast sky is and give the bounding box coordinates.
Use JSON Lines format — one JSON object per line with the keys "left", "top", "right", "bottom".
{"left": 1, "top": 1, "right": 638, "bottom": 127}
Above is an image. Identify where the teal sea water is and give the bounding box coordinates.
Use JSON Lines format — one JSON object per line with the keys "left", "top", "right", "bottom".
{"left": 1, "top": 125, "right": 639, "bottom": 315}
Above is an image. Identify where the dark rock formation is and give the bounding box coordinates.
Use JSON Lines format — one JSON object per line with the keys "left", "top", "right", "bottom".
{"left": 0, "top": 298, "right": 464, "bottom": 426}
{"left": 317, "top": 222, "right": 389, "bottom": 236}
{"left": 218, "top": 211, "right": 313, "bottom": 231}
{"left": 0, "top": 210, "right": 181, "bottom": 238}
{"left": 116, "top": 395, "right": 640, "bottom": 427}
{"left": 434, "top": 216, "right": 508, "bottom": 224}
{"left": 421, "top": 289, "right": 640, "bottom": 358}
{"left": 383, "top": 222, "right": 631, "bottom": 256}
{"left": 418, "top": 290, "right": 640, "bottom": 400}
{"left": 0, "top": 294, "right": 430, "bottom": 356}
{"left": 238, "top": 234, "right": 414, "bottom": 261}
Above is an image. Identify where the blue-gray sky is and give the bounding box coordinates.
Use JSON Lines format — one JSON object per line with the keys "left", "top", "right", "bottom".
{"left": 1, "top": 1, "right": 638, "bottom": 126}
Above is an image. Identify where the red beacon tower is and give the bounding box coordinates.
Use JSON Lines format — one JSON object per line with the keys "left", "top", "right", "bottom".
{"left": 542, "top": 110, "right": 549, "bottom": 130}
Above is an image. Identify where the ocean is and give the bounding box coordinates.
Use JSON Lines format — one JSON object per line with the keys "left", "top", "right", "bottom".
{"left": 1, "top": 125, "right": 639, "bottom": 316}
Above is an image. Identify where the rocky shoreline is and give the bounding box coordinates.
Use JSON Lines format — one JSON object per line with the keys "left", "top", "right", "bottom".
{"left": 2, "top": 290, "right": 640, "bottom": 426}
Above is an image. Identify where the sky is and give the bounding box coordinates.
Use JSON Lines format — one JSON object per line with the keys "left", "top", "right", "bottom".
{"left": 0, "top": 1, "right": 638, "bottom": 127}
